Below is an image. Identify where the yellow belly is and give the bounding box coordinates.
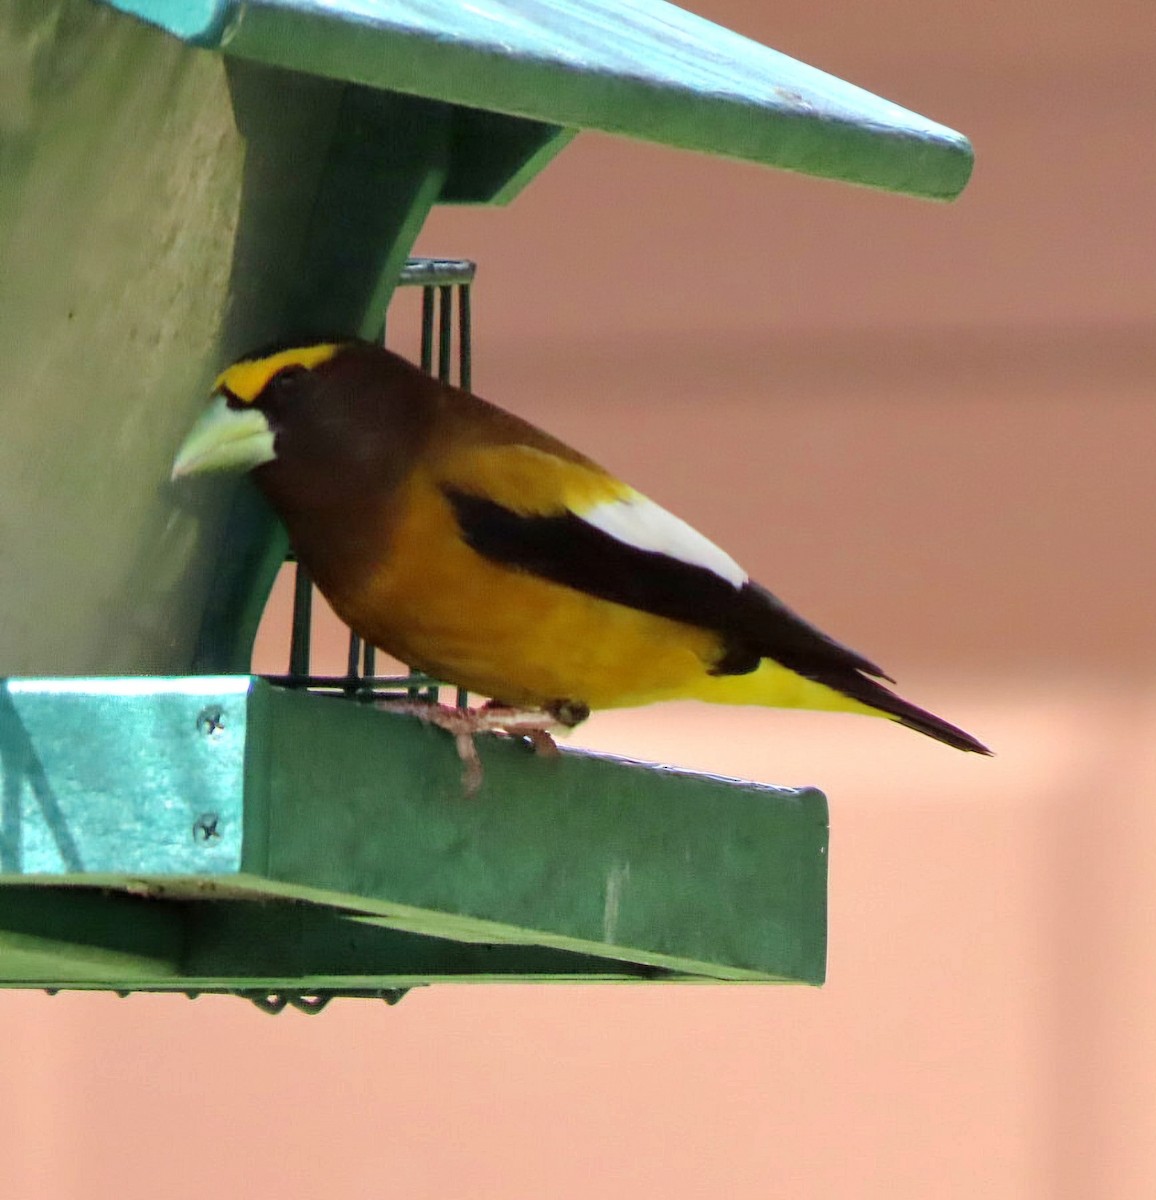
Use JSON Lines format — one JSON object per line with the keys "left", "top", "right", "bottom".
{"left": 339, "top": 531, "right": 715, "bottom": 708}
{"left": 326, "top": 474, "right": 879, "bottom": 720}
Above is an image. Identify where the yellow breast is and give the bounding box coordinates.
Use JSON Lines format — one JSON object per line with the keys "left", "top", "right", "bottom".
{"left": 329, "top": 467, "right": 724, "bottom": 709}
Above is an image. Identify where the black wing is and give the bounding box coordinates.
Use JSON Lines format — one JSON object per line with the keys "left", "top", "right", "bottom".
{"left": 444, "top": 488, "right": 990, "bottom": 754}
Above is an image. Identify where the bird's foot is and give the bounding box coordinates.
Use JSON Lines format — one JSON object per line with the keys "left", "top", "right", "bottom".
{"left": 377, "top": 698, "right": 589, "bottom": 794}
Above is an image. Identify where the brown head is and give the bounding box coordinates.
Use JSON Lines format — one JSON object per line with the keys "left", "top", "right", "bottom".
{"left": 171, "top": 340, "right": 440, "bottom": 512}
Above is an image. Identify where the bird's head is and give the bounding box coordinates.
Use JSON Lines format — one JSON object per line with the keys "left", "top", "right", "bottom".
{"left": 170, "top": 342, "right": 343, "bottom": 481}
{"left": 171, "top": 339, "right": 438, "bottom": 510}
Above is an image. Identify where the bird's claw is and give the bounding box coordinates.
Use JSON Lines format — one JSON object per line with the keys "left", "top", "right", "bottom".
{"left": 376, "top": 699, "right": 573, "bottom": 794}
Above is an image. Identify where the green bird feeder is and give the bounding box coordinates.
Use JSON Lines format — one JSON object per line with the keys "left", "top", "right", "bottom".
{"left": 0, "top": 0, "right": 972, "bottom": 1007}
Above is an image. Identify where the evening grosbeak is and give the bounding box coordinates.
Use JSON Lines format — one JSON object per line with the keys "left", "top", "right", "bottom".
{"left": 172, "top": 340, "right": 989, "bottom": 756}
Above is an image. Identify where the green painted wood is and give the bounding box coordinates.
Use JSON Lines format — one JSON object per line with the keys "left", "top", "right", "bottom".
{"left": 103, "top": 0, "right": 972, "bottom": 199}
{"left": 285, "top": 86, "right": 451, "bottom": 339}
{"left": 0, "top": 2, "right": 453, "bottom": 678}
{"left": 0, "top": 888, "right": 181, "bottom": 984}
{"left": 0, "top": 888, "right": 681, "bottom": 987}
{"left": 0, "top": 677, "right": 828, "bottom": 987}
{"left": 443, "top": 109, "right": 576, "bottom": 206}
{"left": 0, "top": 0, "right": 248, "bottom": 678}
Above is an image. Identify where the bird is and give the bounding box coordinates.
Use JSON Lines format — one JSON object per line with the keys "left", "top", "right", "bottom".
{"left": 171, "top": 339, "right": 990, "bottom": 761}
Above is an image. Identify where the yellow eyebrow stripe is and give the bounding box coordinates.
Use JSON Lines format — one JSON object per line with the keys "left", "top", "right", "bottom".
{"left": 214, "top": 344, "right": 342, "bottom": 403}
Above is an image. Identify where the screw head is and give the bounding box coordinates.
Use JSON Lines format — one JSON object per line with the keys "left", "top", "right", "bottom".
{"left": 193, "top": 812, "right": 221, "bottom": 841}
{"left": 196, "top": 707, "right": 225, "bottom": 737}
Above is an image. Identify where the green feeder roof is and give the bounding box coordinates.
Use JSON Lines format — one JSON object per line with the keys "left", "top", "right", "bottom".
{"left": 106, "top": 0, "right": 973, "bottom": 199}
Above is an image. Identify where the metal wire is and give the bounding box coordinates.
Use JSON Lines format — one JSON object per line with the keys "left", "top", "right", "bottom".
{"left": 438, "top": 284, "right": 453, "bottom": 381}
{"left": 46, "top": 986, "right": 413, "bottom": 1010}
{"left": 399, "top": 258, "right": 477, "bottom": 288}
{"left": 288, "top": 560, "right": 313, "bottom": 677}
{"left": 458, "top": 285, "right": 472, "bottom": 392}
{"left": 239, "top": 990, "right": 395, "bottom": 1015}
{"left": 420, "top": 285, "right": 435, "bottom": 374}
{"left": 238, "top": 989, "right": 409, "bottom": 1014}
{"left": 279, "top": 258, "right": 476, "bottom": 710}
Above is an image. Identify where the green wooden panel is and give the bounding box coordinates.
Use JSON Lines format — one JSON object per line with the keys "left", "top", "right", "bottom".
{"left": 0, "top": 677, "right": 828, "bottom": 988}
{"left": 442, "top": 108, "right": 576, "bottom": 205}
{"left": 0, "top": 888, "right": 680, "bottom": 988}
{"left": 104, "top": 0, "right": 973, "bottom": 199}
{"left": 0, "top": 1, "right": 447, "bottom": 678}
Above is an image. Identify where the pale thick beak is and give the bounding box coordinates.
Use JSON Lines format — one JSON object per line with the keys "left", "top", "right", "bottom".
{"left": 170, "top": 394, "right": 276, "bottom": 480}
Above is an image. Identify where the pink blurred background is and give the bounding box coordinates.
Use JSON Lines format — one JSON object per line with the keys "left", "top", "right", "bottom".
{"left": 6, "top": 1, "right": 1156, "bottom": 1195}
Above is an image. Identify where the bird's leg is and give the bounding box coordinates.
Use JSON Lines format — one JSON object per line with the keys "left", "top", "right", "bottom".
{"left": 374, "top": 700, "right": 488, "bottom": 792}
{"left": 376, "top": 698, "right": 589, "bottom": 794}
{"left": 478, "top": 698, "right": 591, "bottom": 758}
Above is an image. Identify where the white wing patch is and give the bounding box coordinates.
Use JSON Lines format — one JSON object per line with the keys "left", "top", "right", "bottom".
{"left": 580, "top": 490, "right": 747, "bottom": 588}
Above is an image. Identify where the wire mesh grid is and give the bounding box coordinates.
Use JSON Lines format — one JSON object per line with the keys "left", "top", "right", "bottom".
{"left": 263, "top": 258, "right": 475, "bottom": 709}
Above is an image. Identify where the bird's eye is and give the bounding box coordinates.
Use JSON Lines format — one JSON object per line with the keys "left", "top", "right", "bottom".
{"left": 270, "top": 365, "right": 308, "bottom": 391}
{"left": 261, "top": 365, "right": 310, "bottom": 409}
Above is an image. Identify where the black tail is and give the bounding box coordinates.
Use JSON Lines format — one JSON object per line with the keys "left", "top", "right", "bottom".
{"left": 729, "top": 583, "right": 992, "bottom": 754}
{"left": 845, "top": 677, "right": 991, "bottom": 754}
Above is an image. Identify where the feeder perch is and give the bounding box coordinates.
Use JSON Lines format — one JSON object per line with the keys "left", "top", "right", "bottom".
{"left": 0, "top": 0, "right": 971, "bottom": 1003}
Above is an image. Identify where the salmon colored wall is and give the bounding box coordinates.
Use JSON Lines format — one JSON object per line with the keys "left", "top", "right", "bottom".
{"left": 5, "top": 2, "right": 1156, "bottom": 1197}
